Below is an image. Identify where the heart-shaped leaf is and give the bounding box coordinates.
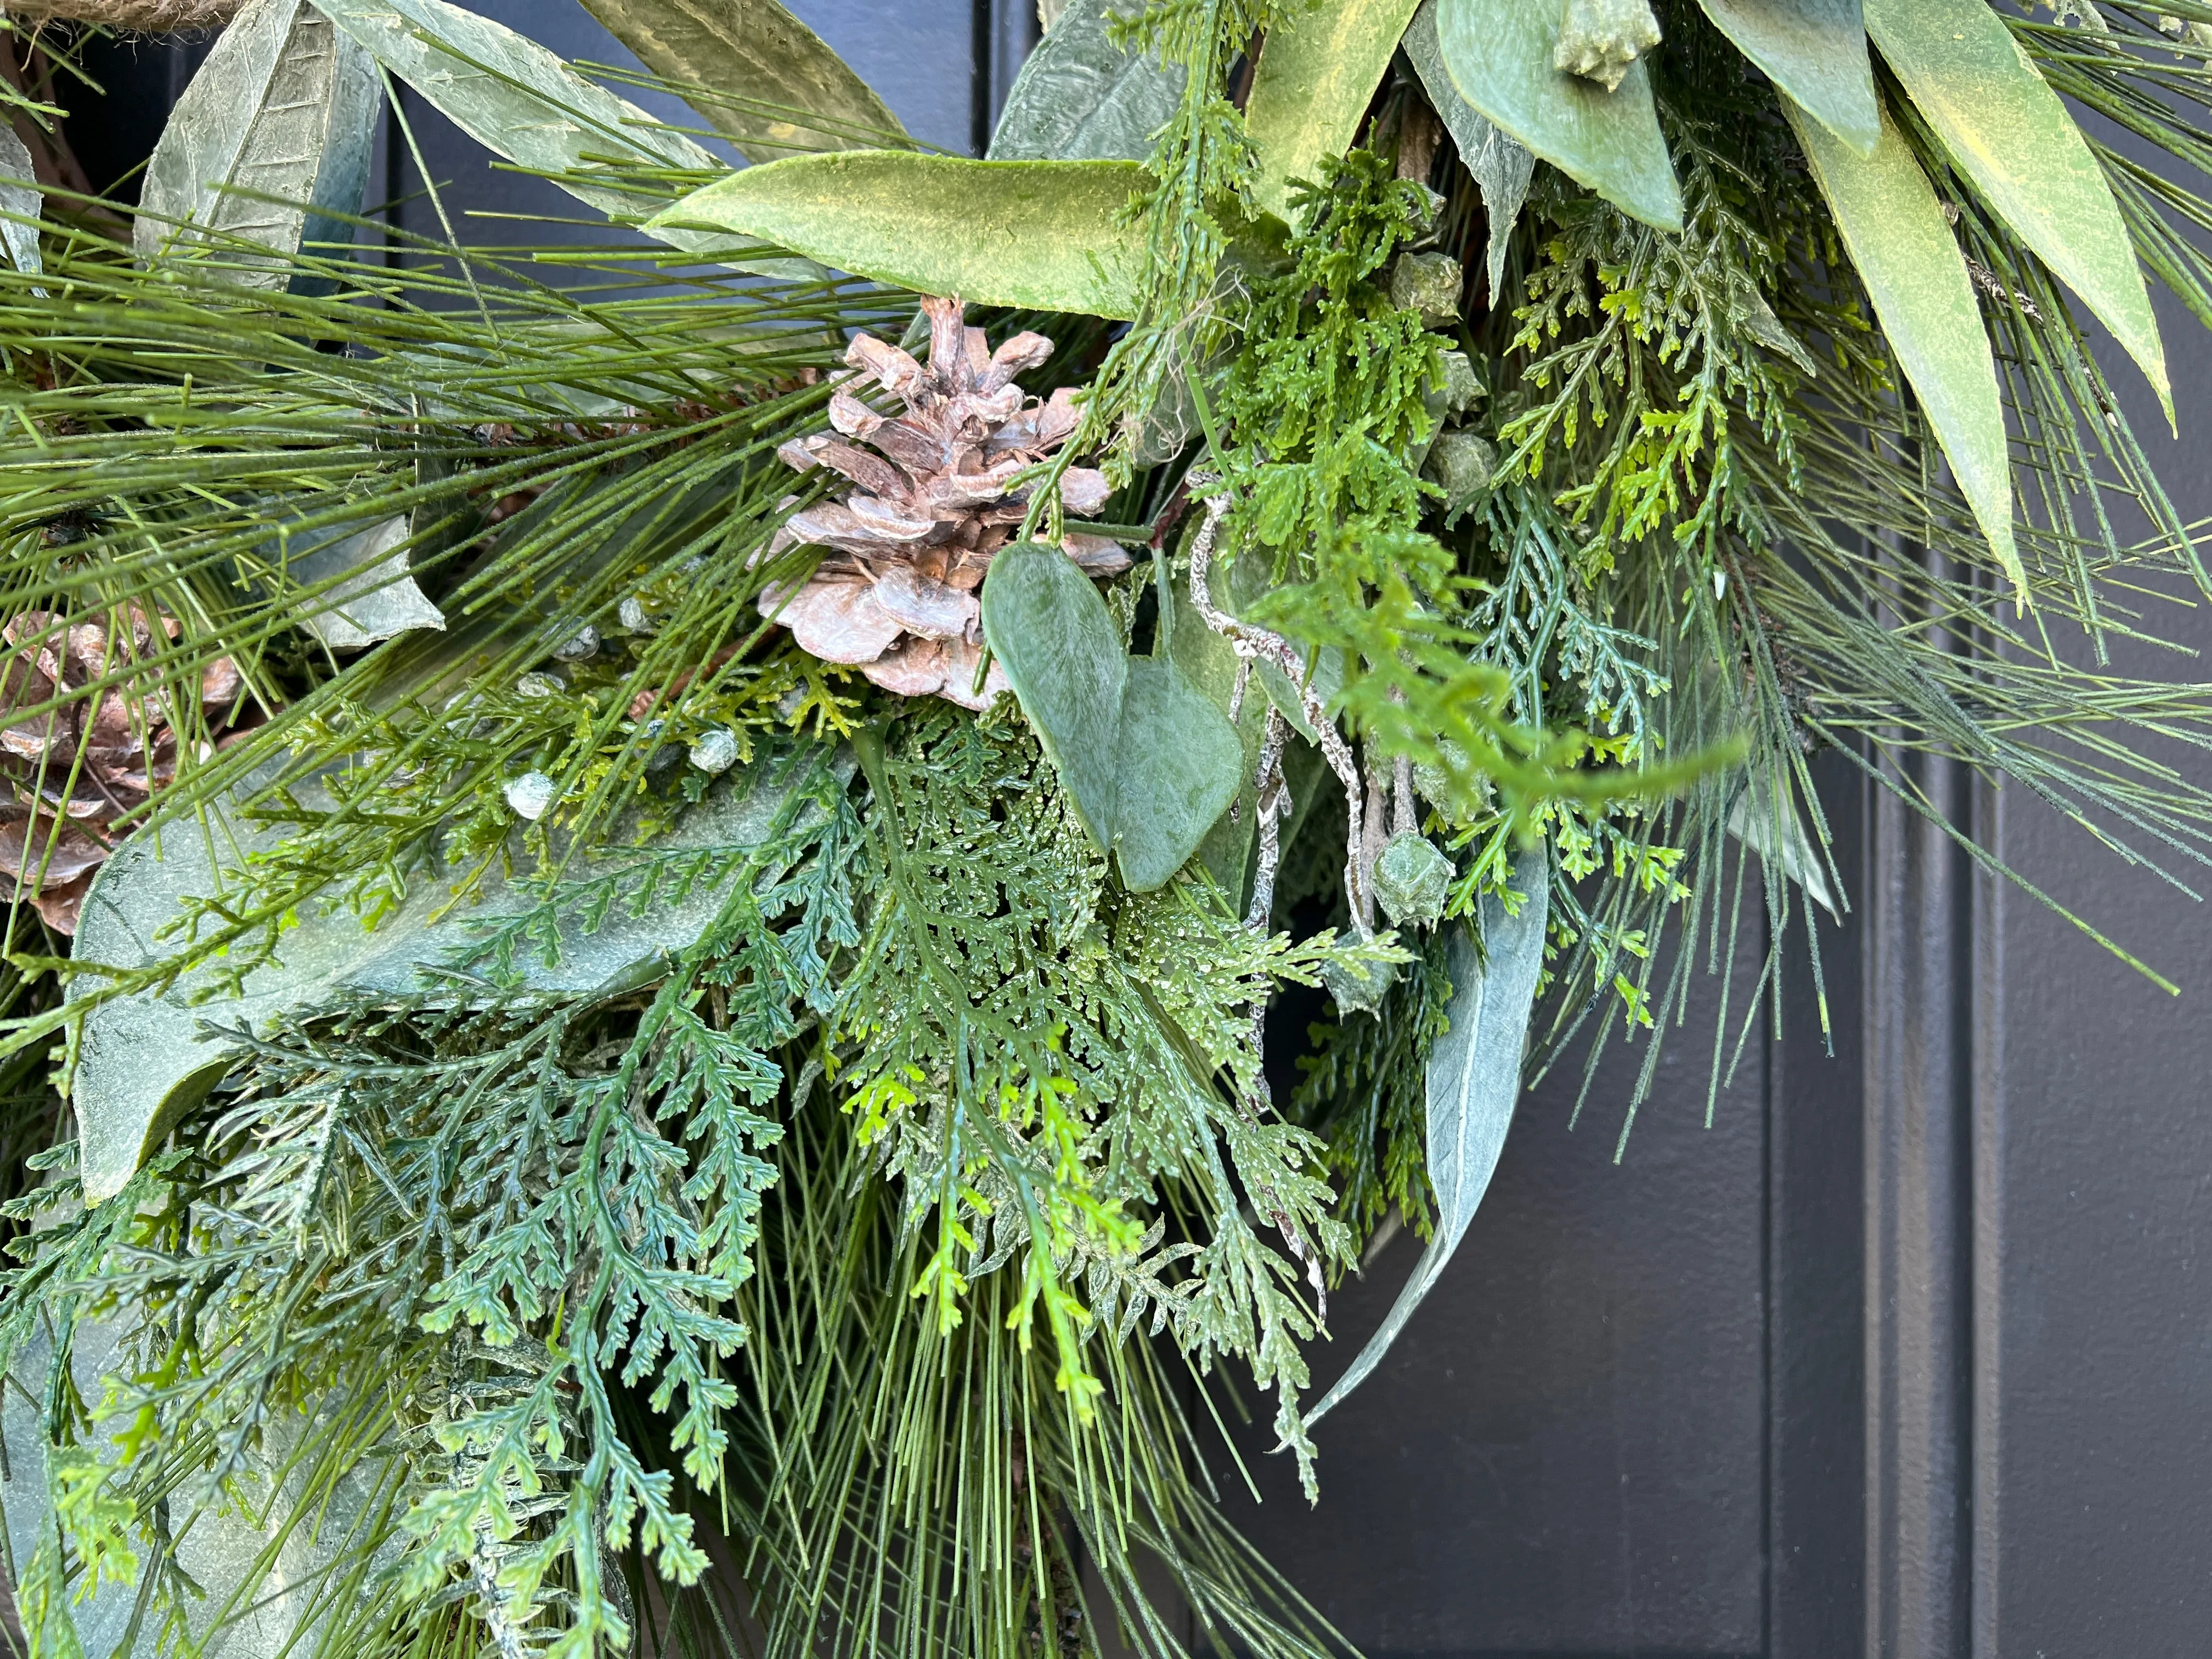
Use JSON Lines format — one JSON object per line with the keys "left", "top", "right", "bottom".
{"left": 1246, "top": 0, "right": 1424, "bottom": 223}
{"left": 1696, "top": 0, "right": 1878, "bottom": 155}
{"left": 70, "top": 746, "right": 843, "bottom": 1203}
{"left": 1865, "top": 0, "right": 2168, "bottom": 420}
{"left": 654, "top": 151, "right": 1149, "bottom": 318}
{"left": 1404, "top": 0, "right": 1535, "bottom": 304}
{"left": 981, "top": 540, "right": 1243, "bottom": 891}
{"left": 1785, "top": 97, "right": 2021, "bottom": 600}
{"left": 137, "top": 0, "right": 380, "bottom": 291}
{"left": 1432, "top": 0, "right": 1682, "bottom": 234}
{"left": 1306, "top": 845, "right": 1550, "bottom": 1426}
{"left": 311, "top": 0, "right": 814, "bottom": 277}
{"left": 577, "top": 0, "right": 910, "bottom": 162}
{"left": 990, "top": 0, "right": 1187, "bottom": 162}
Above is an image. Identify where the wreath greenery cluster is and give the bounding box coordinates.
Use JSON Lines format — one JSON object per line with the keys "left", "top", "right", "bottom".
{"left": 1, "top": 1, "right": 2209, "bottom": 1655}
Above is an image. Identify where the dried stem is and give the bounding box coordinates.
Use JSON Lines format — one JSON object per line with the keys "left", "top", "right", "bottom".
{"left": 1184, "top": 475, "right": 1372, "bottom": 937}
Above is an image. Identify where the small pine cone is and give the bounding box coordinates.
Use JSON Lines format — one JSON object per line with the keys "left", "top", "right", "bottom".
{"left": 1555, "top": 0, "right": 1662, "bottom": 93}
{"left": 0, "top": 608, "right": 244, "bottom": 933}
{"left": 759, "top": 295, "right": 1128, "bottom": 709}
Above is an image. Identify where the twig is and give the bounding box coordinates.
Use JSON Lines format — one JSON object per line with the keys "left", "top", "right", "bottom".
{"left": 1183, "top": 475, "right": 1372, "bottom": 937}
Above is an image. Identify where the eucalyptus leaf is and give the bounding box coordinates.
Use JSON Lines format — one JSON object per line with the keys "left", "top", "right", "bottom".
{"left": 1306, "top": 846, "right": 1550, "bottom": 1426}
{"left": 1695, "top": 0, "right": 1878, "bottom": 155}
{"left": 1404, "top": 0, "right": 1533, "bottom": 304}
{"left": 1170, "top": 556, "right": 1270, "bottom": 901}
{"left": 70, "top": 747, "right": 843, "bottom": 1204}
{"left": 1785, "top": 98, "right": 2022, "bottom": 600}
{"left": 577, "top": 0, "right": 909, "bottom": 163}
{"left": 136, "top": 0, "right": 380, "bottom": 291}
{"left": 1431, "top": 0, "right": 1682, "bottom": 234}
{"left": 311, "top": 0, "right": 814, "bottom": 276}
{"left": 981, "top": 541, "right": 1244, "bottom": 891}
{"left": 1726, "top": 775, "right": 1836, "bottom": 916}
{"left": 977, "top": 538, "right": 1129, "bottom": 849}
{"left": 653, "top": 152, "right": 1149, "bottom": 318}
{"left": 989, "top": 0, "right": 1185, "bottom": 162}
{"left": 1865, "top": 0, "right": 2169, "bottom": 420}
{"left": 1246, "top": 0, "right": 1423, "bottom": 223}
{"left": 0, "top": 124, "right": 43, "bottom": 283}
{"left": 1111, "top": 655, "right": 1246, "bottom": 890}
{"left": 278, "top": 514, "right": 447, "bottom": 650}
{"left": 3, "top": 1313, "right": 386, "bottom": 1659}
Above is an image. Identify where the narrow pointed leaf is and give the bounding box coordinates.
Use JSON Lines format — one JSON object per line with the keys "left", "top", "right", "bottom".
{"left": 1432, "top": 0, "right": 1681, "bottom": 233}
{"left": 1307, "top": 848, "right": 1550, "bottom": 1426}
{"left": 577, "top": 0, "right": 909, "bottom": 163}
{"left": 654, "top": 153, "right": 1148, "bottom": 318}
{"left": 0, "top": 125, "right": 41, "bottom": 282}
{"left": 1404, "top": 0, "right": 1534, "bottom": 303}
{"left": 1246, "top": 0, "right": 1424, "bottom": 222}
{"left": 70, "top": 748, "right": 842, "bottom": 1204}
{"left": 137, "top": 0, "right": 380, "bottom": 289}
{"left": 1727, "top": 774, "right": 1836, "bottom": 915}
{"left": 980, "top": 539, "right": 1130, "bottom": 849}
{"left": 312, "top": 0, "right": 812, "bottom": 275}
{"left": 1696, "top": 0, "right": 1878, "bottom": 155}
{"left": 1865, "top": 0, "right": 2168, "bottom": 419}
{"left": 1786, "top": 98, "right": 2022, "bottom": 599}
{"left": 990, "top": 0, "right": 1186, "bottom": 161}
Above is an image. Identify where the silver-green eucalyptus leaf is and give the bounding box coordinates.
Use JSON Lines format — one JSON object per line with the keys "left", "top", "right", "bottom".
{"left": 1306, "top": 847, "right": 1549, "bottom": 1426}
{"left": 310, "top": 0, "right": 816, "bottom": 277}
{"left": 989, "top": 0, "right": 1185, "bottom": 161}
{"left": 1432, "top": 0, "right": 1681, "bottom": 233}
{"left": 137, "top": 0, "right": 380, "bottom": 290}
{"left": 981, "top": 541, "right": 1243, "bottom": 891}
{"left": 0, "top": 124, "right": 43, "bottom": 283}
{"left": 277, "top": 515, "right": 448, "bottom": 651}
{"left": 1405, "top": 0, "right": 1533, "bottom": 304}
{"left": 577, "top": 0, "right": 909, "bottom": 162}
{"left": 1695, "top": 0, "right": 1879, "bottom": 155}
{"left": 3, "top": 1313, "right": 389, "bottom": 1659}
{"left": 70, "top": 747, "right": 843, "bottom": 1204}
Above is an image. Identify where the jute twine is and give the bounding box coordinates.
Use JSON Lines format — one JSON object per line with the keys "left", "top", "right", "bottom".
{"left": 3, "top": 0, "right": 242, "bottom": 27}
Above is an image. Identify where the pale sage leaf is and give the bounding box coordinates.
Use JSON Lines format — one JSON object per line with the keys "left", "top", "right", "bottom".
{"left": 1404, "top": 0, "right": 1534, "bottom": 303}
{"left": 577, "top": 0, "right": 909, "bottom": 163}
{"left": 1726, "top": 773, "right": 1836, "bottom": 915}
{"left": 1696, "top": 0, "right": 1878, "bottom": 155}
{"left": 1306, "top": 846, "right": 1550, "bottom": 1425}
{"left": 71, "top": 747, "right": 842, "bottom": 1204}
{"left": 989, "top": 0, "right": 1184, "bottom": 162}
{"left": 0, "top": 125, "right": 39, "bottom": 288}
{"left": 1432, "top": 0, "right": 1681, "bottom": 233}
{"left": 979, "top": 539, "right": 1130, "bottom": 850}
{"left": 1112, "top": 653, "right": 1244, "bottom": 892}
{"left": 136, "top": 0, "right": 380, "bottom": 290}
{"left": 279, "top": 515, "right": 448, "bottom": 650}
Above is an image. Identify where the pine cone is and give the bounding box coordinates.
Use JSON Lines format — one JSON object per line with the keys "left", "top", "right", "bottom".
{"left": 0, "top": 609, "right": 244, "bottom": 933}
{"left": 760, "top": 296, "right": 1128, "bottom": 710}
